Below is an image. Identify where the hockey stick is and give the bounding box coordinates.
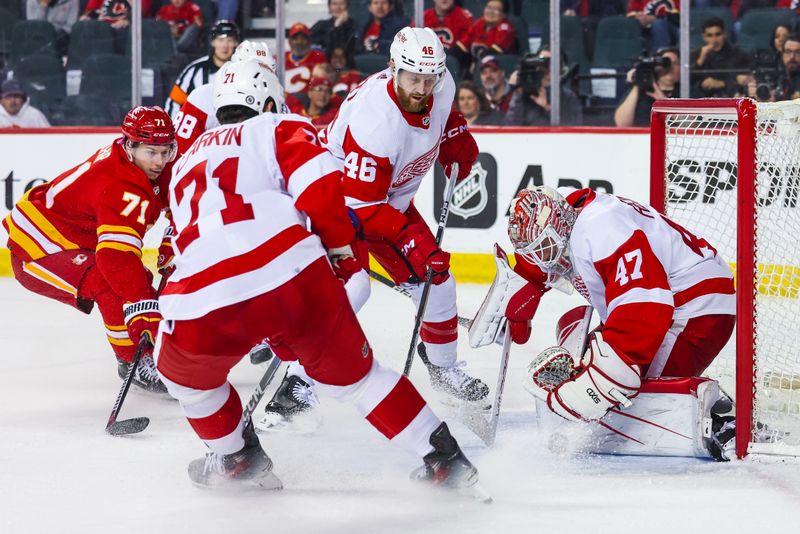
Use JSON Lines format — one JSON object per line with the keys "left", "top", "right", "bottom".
{"left": 403, "top": 163, "right": 460, "bottom": 377}
{"left": 105, "top": 274, "right": 168, "bottom": 436}
{"left": 369, "top": 269, "right": 472, "bottom": 330}
{"left": 241, "top": 353, "right": 283, "bottom": 426}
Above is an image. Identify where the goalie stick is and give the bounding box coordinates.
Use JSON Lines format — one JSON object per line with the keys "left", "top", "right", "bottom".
{"left": 105, "top": 274, "right": 168, "bottom": 436}
{"left": 403, "top": 163, "right": 460, "bottom": 377}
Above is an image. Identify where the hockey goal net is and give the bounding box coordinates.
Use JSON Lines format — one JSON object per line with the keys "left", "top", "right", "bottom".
{"left": 651, "top": 98, "right": 800, "bottom": 459}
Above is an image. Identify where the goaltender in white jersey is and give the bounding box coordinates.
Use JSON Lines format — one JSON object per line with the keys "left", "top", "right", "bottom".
{"left": 257, "top": 27, "right": 487, "bottom": 432}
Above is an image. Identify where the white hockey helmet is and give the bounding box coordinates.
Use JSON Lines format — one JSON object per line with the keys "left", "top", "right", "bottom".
{"left": 232, "top": 40, "right": 276, "bottom": 72}
{"left": 389, "top": 27, "right": 447, "bottom": 92}
{"left": 213, "top": 58, "right": 286, "bottom": 114}
{"left": 508, "top": 186, "right": 577, "bottom": 285}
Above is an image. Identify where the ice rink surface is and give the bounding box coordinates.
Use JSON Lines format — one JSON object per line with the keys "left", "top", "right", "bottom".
{"left": 2, "top": 277, "right": 800, "bottom": 534}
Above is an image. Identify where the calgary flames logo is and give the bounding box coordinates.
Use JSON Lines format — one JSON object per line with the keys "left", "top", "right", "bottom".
{"left": 392, "top": 139, "right": 440, "bottom": 187}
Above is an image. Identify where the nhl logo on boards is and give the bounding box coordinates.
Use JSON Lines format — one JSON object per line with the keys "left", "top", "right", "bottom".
{"left": 433, "top": 153, "right": 497, "bottom": 229}
{"left": 450, "top": 162, "right": 488, "bottom": 220}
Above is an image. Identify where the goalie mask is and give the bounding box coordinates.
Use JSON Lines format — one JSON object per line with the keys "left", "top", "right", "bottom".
{"left": 508, "top": 186, "right": 577, "bottom": 285}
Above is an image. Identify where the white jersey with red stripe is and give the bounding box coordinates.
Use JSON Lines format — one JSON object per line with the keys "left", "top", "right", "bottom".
{"left": 321, "top": 68, "right": 456, "bottom": 213}
{"left": 173, "top": 83, "right": 218, "bottom": 156}
{"left": 160, "top": 113, "right": 343, "bottom": 321}
{"left": 560, "top": 187, "right": 735, "bottom": 326}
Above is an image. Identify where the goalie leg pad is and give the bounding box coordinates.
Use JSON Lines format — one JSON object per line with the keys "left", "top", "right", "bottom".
{"left": 468, "top": 244, "right": 527, "bottom": 348}
{"left": 585, "top": 377, "right": 720, "bottom": 459}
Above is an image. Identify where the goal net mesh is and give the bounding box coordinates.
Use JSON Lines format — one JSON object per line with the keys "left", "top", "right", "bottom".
{"left": 662, "top": 100, "right": 800, "bottom": 452}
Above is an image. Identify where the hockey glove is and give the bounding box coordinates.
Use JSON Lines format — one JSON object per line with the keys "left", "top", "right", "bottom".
{"left": 123, "top": 299, "right": 162, "bottom": 347}
{"left": 532, "top": 333, "right": 641, "bottom": 422}
{"left": 397, "top": 223, "right": 451, "bottom": 285}
{"left": 157, "top": 224, "right": 175, "bottom": 278}
{"left": 438, "top": 111, "right": 478, "bottom": 181}
{"left": 504, "top": 281, "right": 546, "bottom": 344}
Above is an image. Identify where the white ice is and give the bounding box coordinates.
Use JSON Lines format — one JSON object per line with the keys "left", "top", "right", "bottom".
{"left": 2, "top": 278, "right": 800, "bottom": 534}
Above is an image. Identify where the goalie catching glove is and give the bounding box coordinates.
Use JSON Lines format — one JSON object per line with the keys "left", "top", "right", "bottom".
{"left": 123, "top": 299, "right": 162, "bottom": 347}
{"left": 524, "top": 332, "right": 641, "bottom": 422}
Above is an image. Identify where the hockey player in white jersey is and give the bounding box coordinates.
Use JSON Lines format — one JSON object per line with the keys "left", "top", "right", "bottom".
{"left": 472, "top": 186, "right": 739, "bottom": 460}
{"left": 154, "top": 58, "right": 487, "bottom": 495}
{"left": 259, "top": 27, "right": 488, "bottom": 429}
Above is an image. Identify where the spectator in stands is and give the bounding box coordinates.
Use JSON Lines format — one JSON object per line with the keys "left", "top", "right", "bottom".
{"left": 301, "top": 77, "right": 340, "bottom": 127}
{"left": 81, "top": 0, "right": 141, "bottom": 52}
{"left": 356, "top": 0, "right": 409, "bottom": 55}
{"left": 777, "top": 33, "right": 800, "bottom": 100}
{"left": 164, "top": 20, "right": 241, "bottom": 120}
{"left": 424, "top": 0, "right": 474, "bottom": 72}
{"left": 777, "top": 0, "right": 800, "bottom": 15}
{"left": 27, "top": 0, "right": 79, "bottom": 56}
{"left": 614, "top": 47, "right": 680, "bottom": 127}
{"left": 156, "top": 0, "right": 203, "bottom": 54}
{"left": 478, "top": 55, "right": 513, "bottom": 113}
{"left": 285, "top": 23, "right": 329, "bottom": 94}
{"left": 627, "top": 1, "right": 680, "bottom": 52}
{"left": 457, "top": 80, "right": 503, "bottom": 126}
{"left": 504, "top": 48, "right": 582, "bottom": 126}
{"left": 311, "top": 0, "right": 357, "bottom": 58}
{"left": 0, "top": 80, "right": 50, "bottom": 128}
{"left": 690, "top": 17, "right": 751, "bottom": 97}
{"left": 309, "top": 63, "right": 345, "bottom": 106}
{"left": 26, "top": 0, "right": 79, "bottom": 35}
{"left": 329, "top": 46, "right": 363, "bottom": 95}
{"left": 469, "top": 0, "right": 517, "bottom": 62}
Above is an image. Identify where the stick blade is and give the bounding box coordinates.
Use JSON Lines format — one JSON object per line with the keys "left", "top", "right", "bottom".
{"left": 106, "top": 417, "right": 150, "bottom": 436}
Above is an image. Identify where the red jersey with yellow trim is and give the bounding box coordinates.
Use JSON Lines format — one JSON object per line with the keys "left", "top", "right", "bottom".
{"left": 468, "top": 17, "right": 517, "bottom": 57}
{"left": 517, "top": 188, "right": 734, "bottom": 368}
{"left": 321, "top": 68, "right": 456, "bottom": 215}
{"left": 333, "top": 70, "right": 363, "bottom": 95}
{"left": 161, "top": 113, "right": 354, "bottom": 321}
{"left": 627, "top": 0, "right": 679, "bottom": 16}
{"left": 174, "top": 82, "right": 216, "bottom": 156}
{"left": 2, "top": 139, "right": 162, "bottom": 302}
{"left": 423, "top": 6, "right": 474, "bottom": 52}
{"left": 284, "top": 49, "right": 329, "bottom": 94}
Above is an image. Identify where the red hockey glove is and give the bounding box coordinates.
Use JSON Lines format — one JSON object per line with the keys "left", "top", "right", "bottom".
{"left": 438, "top": 111, "right": 478, "bottom": 181}
{"left": 123, "top": 299, "right": 162, "bottom": 347}
{"left": 397, "top": 223, "right": 451, "bottom": 285}
{"left": 157, "top": 224, "right": 175, "bottom": 278}
{"left": 504, "top": 281, "right": 546, "bottom": 344}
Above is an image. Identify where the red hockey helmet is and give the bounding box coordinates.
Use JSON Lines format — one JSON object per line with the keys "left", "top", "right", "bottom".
{"left": 121, "top": 106, "right": 175, "bottom": 145}
{"left": 508, "top": 186, "right": 577, "bottom": 284}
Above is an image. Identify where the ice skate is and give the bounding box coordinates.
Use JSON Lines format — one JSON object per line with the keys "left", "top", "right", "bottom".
{"left": 417, "top": 343, "right": 489, "bottom": 403}
{"left": 188, "top": 422, "right": 283, "bottom": 490}
{"left": 249, "top": 341, "right": 273, "bottom": 365}
{"left": 411, "top": 422, "right": 491, "bottom": 503}
{"left": 256, "top": 370, "right": 320, "bottom": 433}
{"left": 117, "top": 354, "right": 168, "bottom": 395}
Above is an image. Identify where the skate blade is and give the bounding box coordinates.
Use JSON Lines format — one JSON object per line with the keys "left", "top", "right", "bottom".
{"left": 191, "top": 471, "right": 284, "bottom": 492}
{"left": 460, "top": 481, "right": 493, "bottom": 504}
{"left": 438, "top": 393, "right": 491, "bottom": 413}
{"left": 255, "top": 412, "right": 321, "bottom": 435}
{"left": 106, "top": 417, "right": 150, "bottom": 436}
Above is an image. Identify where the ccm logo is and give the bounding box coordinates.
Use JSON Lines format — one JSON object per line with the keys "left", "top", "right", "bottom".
{"left": 586, "top": 388, "right": 601, "bottom": 404}
{"left": 442, "top": 124, "right": 468, "bottom": 141}
{"left": 401, "top": 239, "right": 415, "bottom": 255}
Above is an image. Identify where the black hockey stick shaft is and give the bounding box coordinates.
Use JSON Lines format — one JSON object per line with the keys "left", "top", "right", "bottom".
{"left": 105, "top": 274, "right": 168, "bottom": 435}
{"left": 403, "top": 163, "right": 460, "bottom": 376}
{"left": 241, "top": 354, "right": 282, "bottom": 426}
{"left": 369, "top": 269, "right": 472, "bottom": 329}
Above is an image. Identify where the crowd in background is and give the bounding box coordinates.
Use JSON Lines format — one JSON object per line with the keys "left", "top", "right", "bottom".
{"left": 1, "top": 0, "right": 800, "bottom": 127}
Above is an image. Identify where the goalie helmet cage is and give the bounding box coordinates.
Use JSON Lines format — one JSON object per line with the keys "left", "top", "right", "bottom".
{"left": 650, "top": 98, "right": 800, "bottom": 459}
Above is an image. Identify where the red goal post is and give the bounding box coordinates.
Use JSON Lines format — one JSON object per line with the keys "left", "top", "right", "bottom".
{"left": 650, "top": 98, "right": 800, "bottom": 459}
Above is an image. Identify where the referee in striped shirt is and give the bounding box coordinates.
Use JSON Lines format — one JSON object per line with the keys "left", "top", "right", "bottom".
{"left": 164, "top": 20, "right": 241, "bottom": 120}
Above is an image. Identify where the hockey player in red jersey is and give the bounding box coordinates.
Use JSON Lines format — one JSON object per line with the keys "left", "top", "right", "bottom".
{"left": 2, "top": 106, "right": 177, "bottom": 393}
{"left": 473, "top": 186, "right": 737, "bottom": 460}
{"left": 258, "top": 26, "right": 488, "bottom": 430}
{"left": 154, "top": 58, "right": 486, "bottom": 494}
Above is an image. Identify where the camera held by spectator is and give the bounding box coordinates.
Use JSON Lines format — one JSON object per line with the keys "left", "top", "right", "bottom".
{"left": 517, "top": 54, "right": 549, "bottom": 97}
{"left": 631, "top": 54, "right": 672, "bottom": 93}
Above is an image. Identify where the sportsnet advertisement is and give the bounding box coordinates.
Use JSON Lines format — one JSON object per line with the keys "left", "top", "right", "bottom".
{"left": 0, "top": 128, "right": 652, "bottom": 280}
